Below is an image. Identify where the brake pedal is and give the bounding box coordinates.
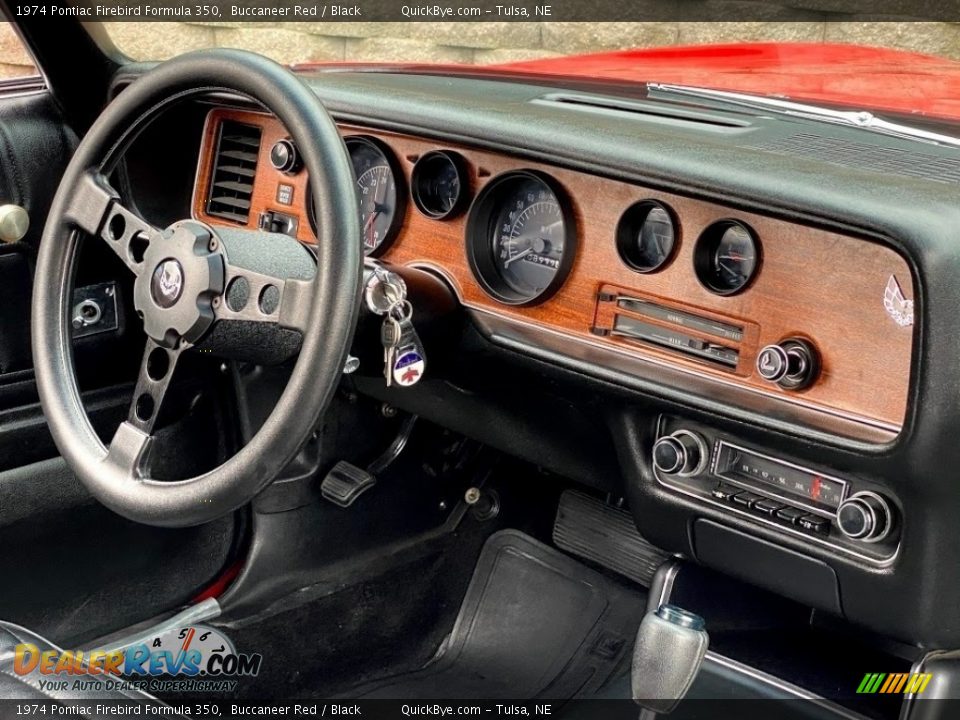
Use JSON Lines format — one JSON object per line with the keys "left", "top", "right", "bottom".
{"left": 553, "top": 490, "right": 668, "bottom": 586}
{"left": 321, "top": 461, "right": 376, "bottom": 508}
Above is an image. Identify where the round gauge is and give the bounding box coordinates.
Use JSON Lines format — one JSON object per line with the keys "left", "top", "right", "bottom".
{"left": 466, "top": 171, "right": 575, "bottom": 305}
{"left": 694, "top": 220, "right": 761, "bottom": 295}
{"left": 346, "top": 136, "right": 404, "bottom": 256}
{"left": 616, "top": 201, "right": 678, "bottom": 273}
{"left": 412, "top": 151, "right": 468, "bottom": 219}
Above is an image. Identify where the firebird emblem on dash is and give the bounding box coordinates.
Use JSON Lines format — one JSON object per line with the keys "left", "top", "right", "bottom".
{"left": 883, "top": 275, "right": 914, "bottom": 328}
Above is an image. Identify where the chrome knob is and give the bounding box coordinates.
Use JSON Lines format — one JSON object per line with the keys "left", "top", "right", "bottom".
{"left": 653, "top": 430, "right": 708, "bottom": 477}
{"left": 756, "top": 338, "right": 819, "bottom": 390}
{"left": 837, "top": 492, "right": 892, "bottom": 542}
{"left": 0, "top": 204, "right": 29, "bottom": 243}
{"left": 756, "top": 344, "right": 790, "bottom": 382}
{"left": 269, "top": 138, "right": 301, "bottom": 174}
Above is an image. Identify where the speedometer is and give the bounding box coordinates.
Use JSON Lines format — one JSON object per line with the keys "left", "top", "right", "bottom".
{"left": 467, "top": 171, "right": 576, "bottom": 305}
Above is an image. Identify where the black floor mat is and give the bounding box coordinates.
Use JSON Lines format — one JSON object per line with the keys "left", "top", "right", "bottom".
{"left": 353, "top": 529, "right": 645, "bottom": 699}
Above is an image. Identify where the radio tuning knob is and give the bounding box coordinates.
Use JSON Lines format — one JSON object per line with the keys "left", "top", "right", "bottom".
{"left": 756, "top": 338, "right": 820, "bottom": 390}
{"left": 837, "top": 492, "right": 893, "bottom": 542}
{"left": 653, "top": 430, "right": 709, "bottom": 477}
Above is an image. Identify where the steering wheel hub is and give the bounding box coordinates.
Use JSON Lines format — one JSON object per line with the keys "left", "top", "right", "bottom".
{"left": 133, "top": 220, "right": 224, "bottom": 347}
{"left": 150, "top": 259, "right": 184, "bottom": 308}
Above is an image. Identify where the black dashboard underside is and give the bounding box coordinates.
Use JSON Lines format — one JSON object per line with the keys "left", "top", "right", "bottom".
{"left": 112, "top": 64, "right": 960, "bottom": 648}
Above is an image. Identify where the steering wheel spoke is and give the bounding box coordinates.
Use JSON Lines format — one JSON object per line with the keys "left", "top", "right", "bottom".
{"left": 103, "top": 420, "right": 153, "bottom": 479}
{"left": 214, "top": 264, "right": 314, "bottom": 334}
{"left": 67, "top": 171, "right": 160, "bottom": 276}
{"left": 126, "top": 337, "right": 183, "bottom": 435}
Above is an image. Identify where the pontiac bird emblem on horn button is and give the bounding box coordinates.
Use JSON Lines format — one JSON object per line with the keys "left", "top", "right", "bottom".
{"left": 883, "top": 275, "right": 914, "bottom": 328}
{"left": 151, "top": 259, "right": 185, "bottom": 309}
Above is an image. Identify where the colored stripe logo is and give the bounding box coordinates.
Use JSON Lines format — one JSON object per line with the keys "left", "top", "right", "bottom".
{"left": 857, "top": 673, "right": 933, "bottom": 694}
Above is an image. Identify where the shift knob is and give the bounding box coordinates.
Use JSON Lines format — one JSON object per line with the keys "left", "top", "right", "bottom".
{"left": 632, "top": 604, "right": 709, "bottom": 714}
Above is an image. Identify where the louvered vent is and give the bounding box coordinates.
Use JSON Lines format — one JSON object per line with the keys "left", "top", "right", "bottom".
{"left": 206, "top": 121, "right": 261, "bottom": 224}
{"left": 746, "top": 132, "right": 960, "bottom": 185}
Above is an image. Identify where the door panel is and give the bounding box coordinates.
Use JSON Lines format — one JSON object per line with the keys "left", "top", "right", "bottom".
{"left": 0, "top": 85, "right": 240, "bottom": 643}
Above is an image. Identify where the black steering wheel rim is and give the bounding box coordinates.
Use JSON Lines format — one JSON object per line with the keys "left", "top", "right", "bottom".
{"left": 31, "top": 49, "right": 362, "bottom": 527}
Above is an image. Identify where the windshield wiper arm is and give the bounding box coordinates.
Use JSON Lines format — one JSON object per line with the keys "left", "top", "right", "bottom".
{"left": 648, "top": 82, "right": 960, "bottom": 149}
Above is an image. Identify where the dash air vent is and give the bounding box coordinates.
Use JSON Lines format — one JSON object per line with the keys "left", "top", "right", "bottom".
{"left": 746, "top": 132, "right": 960, "bottom": 185}
{"left": 206, "top": 120, "right": 262, "bottom": 224}
{"left": 532, "top": 92, "right": 751, "bottom": 131}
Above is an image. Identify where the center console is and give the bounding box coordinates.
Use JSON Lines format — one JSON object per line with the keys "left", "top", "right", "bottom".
{"left": 653, "top": 416, "right": 900, "bottom": 566}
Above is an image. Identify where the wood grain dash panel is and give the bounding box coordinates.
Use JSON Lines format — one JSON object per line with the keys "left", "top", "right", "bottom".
{"left": 194, "top": 108, "right": 315, "bottom": 243}
{"left": 194, "top": 108, "right": 914, "bottom": 432}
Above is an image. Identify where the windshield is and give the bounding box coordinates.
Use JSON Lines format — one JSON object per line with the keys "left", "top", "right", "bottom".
{"left": 98, "top": 19, "right": 960, "bottom": 121}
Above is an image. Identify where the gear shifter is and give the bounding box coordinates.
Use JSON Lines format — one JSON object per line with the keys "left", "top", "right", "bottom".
{"left": 632, "top": 604, "right": 709, "bottom": 715}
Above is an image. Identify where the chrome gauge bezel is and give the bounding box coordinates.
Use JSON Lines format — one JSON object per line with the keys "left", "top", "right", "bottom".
{"left": 345, "top": 135, "right": 406, "bottom": 257}
{"left": 411, "top": 150, "right": 469, "bottom": 220}
{"left": 616, "top": 199, "right": 680, "bottom": 274}
{"left": 694, "top": 219, "right": 761, "bottom": 296}
{"left": 466, "top": 170, "right": 577, "bottom": 306}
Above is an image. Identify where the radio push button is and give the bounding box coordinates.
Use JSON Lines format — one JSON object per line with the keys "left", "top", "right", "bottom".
{"left": 752, "top": 498, "right": 785, "bottom": 516}
{"left": 774, "top": 506, "right": 806, "bottom": 525}
{"left": 798, "top": 514, "right": 830, "bottom": 535}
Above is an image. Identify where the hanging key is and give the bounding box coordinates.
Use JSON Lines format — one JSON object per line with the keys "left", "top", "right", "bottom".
{"left": 381, "top": 315, "right": 402, "bottom": 388}
{"left": 389, "top": 302, "right": 427, "bottom": 388}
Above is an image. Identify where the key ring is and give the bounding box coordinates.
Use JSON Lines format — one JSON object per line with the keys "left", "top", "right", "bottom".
{"left": 389, "top": 299, "right": 413, "bottom": 323}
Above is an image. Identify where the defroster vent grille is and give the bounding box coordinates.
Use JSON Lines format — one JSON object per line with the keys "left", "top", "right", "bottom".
{"left": 206, "top": 120, "right": 262, "bottom": 224}
{"left": 747, "top": 132, "right": 960, "bottom": 185}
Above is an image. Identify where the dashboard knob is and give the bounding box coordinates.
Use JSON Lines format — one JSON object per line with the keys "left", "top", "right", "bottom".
{"left": 653, "top": 430, "right": 708, "bottom": 477}
{"left": 837, "top": 492, "right": 893, "bottom": 542}
{"left": 756, "top": 338, "right": 819, "bottom": 390}
{"left": 270, "top": 138, "right": 301, "bottom": 174}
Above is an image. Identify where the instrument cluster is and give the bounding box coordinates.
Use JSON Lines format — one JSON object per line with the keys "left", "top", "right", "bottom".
{"left": 282, "top": 129, "right": 767, "bottom": 305}
{"left": 194, "top": 109, "right": 914, "bottom": 440}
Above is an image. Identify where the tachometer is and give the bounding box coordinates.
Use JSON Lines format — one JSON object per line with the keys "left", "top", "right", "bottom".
{"left": 346, "top": 136, "right": 404, "bottom": 255}
{"left": 467, "top": 171, "right": 575, "bottom": 305}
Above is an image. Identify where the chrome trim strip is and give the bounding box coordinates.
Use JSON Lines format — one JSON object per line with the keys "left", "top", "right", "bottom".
{"left": 649, "top": 83, "right": 960, "bottom": 149}
{"left": 704, "top": 652, "right": 870, "bottom": 717}
{"left": 87, "top": 597, "right": 222, "bottom": 654}
{"left": 463, "top": 304, "right": 899, "bottom": 442}
{"left": 656, "top": 471, "right": 898, "bottom": 567}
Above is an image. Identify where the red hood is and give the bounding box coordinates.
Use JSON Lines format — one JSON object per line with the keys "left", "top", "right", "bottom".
{"left": 495, "top": 43, "right": 960, "bottom": 121}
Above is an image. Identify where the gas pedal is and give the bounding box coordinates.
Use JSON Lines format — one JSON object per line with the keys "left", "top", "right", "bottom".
{"left": 553, "top": 490, "right": 668, "bottom": 586}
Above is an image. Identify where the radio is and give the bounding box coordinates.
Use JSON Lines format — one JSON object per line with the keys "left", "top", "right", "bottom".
{"left": 652, "top": 418, "right": 898, "bottom": 564}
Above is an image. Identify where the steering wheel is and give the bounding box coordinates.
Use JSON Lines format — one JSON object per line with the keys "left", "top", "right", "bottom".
{"left": 31, "top": 50, "right": 362, "bottom": 527}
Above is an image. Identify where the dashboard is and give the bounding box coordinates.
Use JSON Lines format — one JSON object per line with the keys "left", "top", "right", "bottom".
{"left": 103, "top": 63, "right": 960, "bottom": 649}
{"left": 194, "top": 107, "right": 914, "bottom": 444}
